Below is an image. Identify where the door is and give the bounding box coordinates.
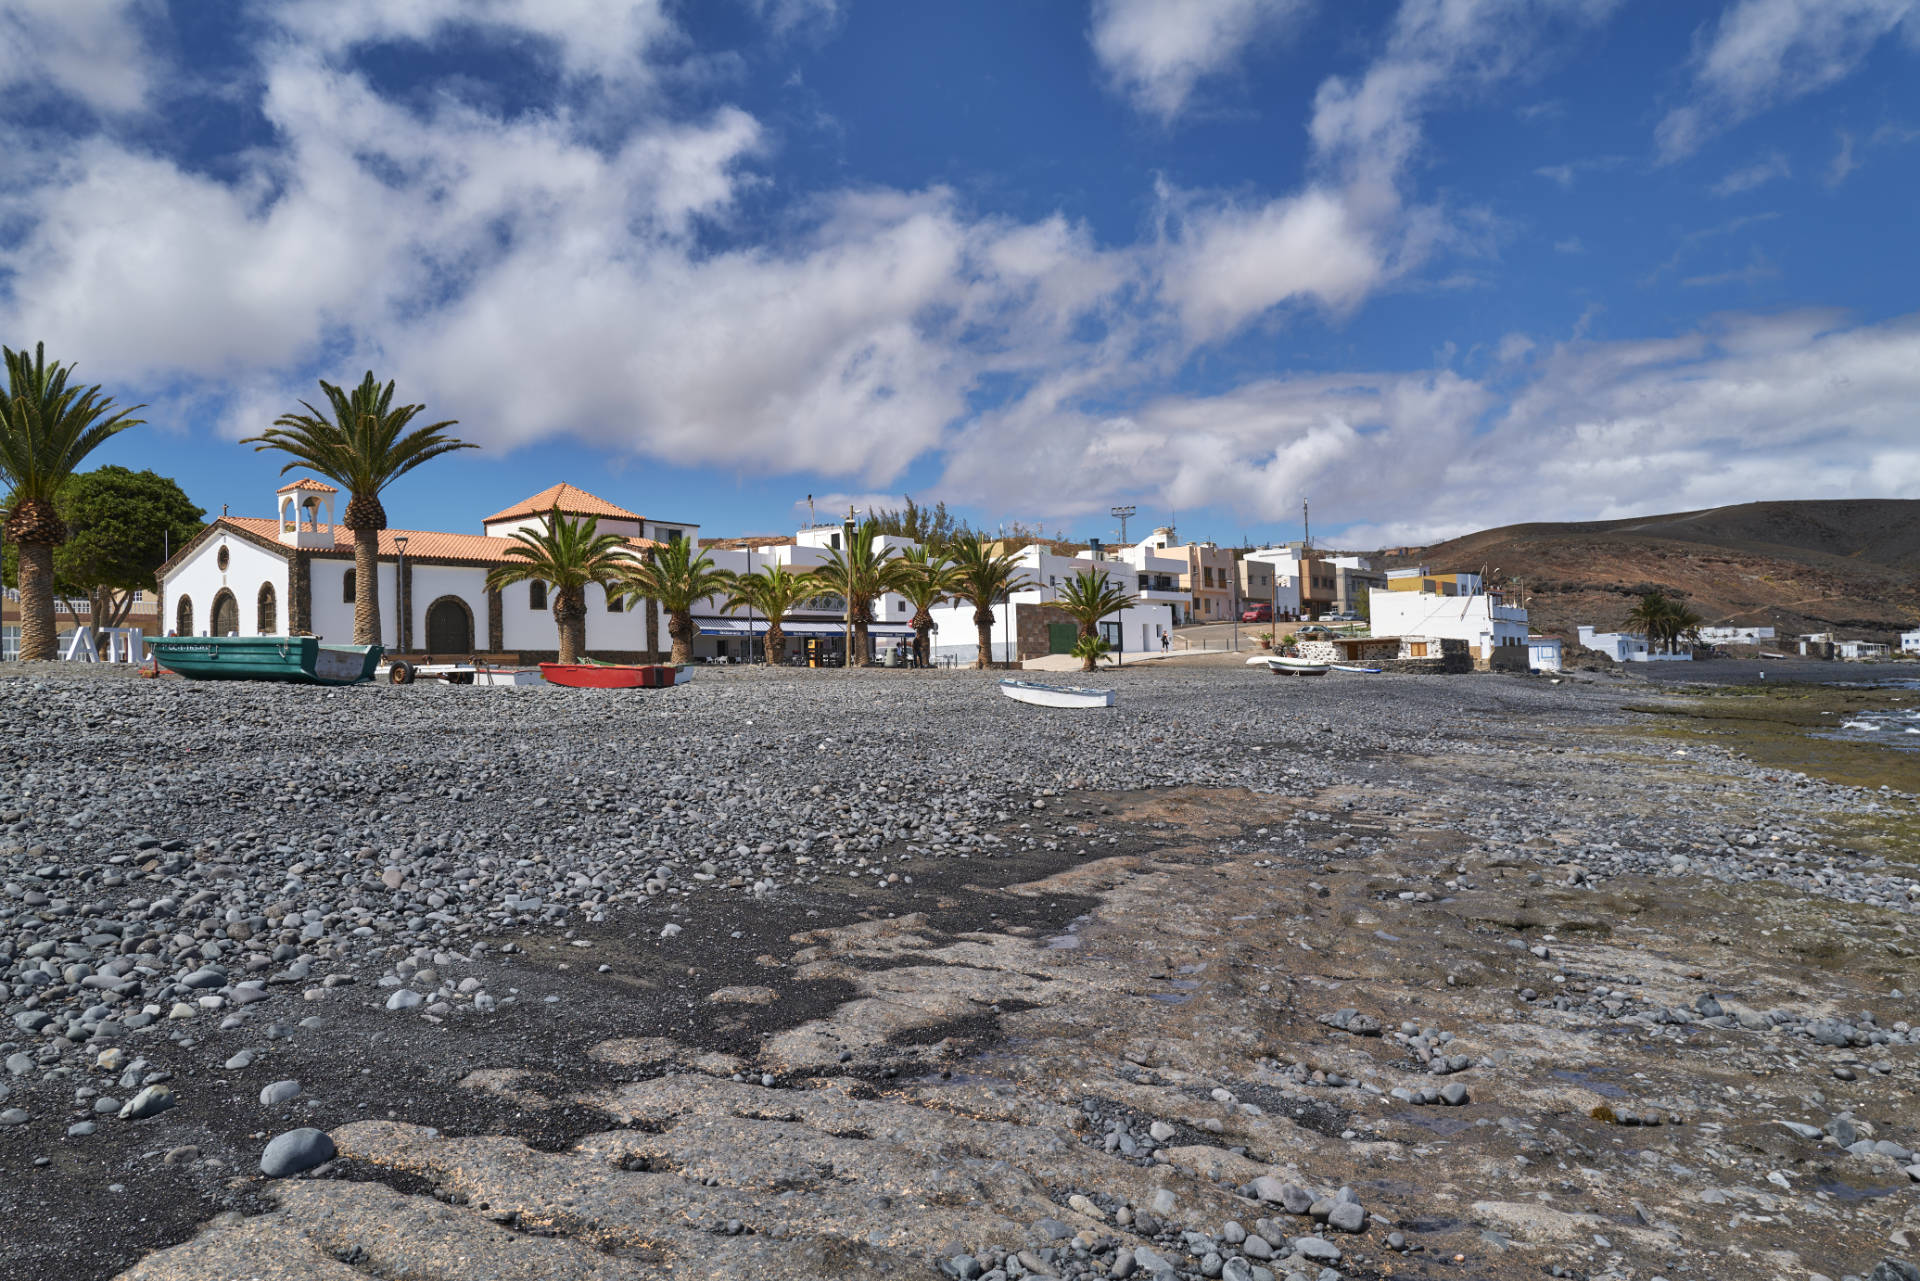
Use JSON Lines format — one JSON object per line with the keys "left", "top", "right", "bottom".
{"left": 426, "top": 597, "right": 474, "bottom": 654}
{"left": 210, "top": 590, "right": 238, "bottom": 637}
{"left": 1047, "top": 622, "right": 1077, "bottom": 654}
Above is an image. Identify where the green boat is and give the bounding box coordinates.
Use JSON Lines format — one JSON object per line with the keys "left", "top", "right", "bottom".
{"left": 146, "top": 636, "right": 384, "bottom": 686}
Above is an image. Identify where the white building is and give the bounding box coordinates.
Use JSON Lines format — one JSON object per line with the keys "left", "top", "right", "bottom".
{"left": 1526, "top": 635, "right": 1563, "bottom": 673}
{"left": 1575, "top": 625, "right": 1692, "bottom": 663}
{"left": 1369, "top": 588, "right": 1529, "bottom": 663}
{"left": 1697, "top": 626, "right": 1776, "bottom": 645}
{"left": 1239, "top": 548, "right": 1305, "bottom": 619}
{"left": 1836, "top": 640, "right": 1891, "bottom": 661}
{"left": 1902, "top": 629, "right": 1920, "bottom": 655}
{"left": 925, "top": 542, "right": 1178, "bottom": 664}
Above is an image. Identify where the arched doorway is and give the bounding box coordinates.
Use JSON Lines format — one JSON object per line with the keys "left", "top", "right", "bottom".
{"left": 425, "top": 595, "right": 474, "bottom": 654}
{"left": 211, "top": 589, "right": 239, "bottom": 637}
{"left": 257, "top": 582, "right": 277, "bottom": 634}
{"left": 175, "top": 596, "right": 193, "bottom": 636}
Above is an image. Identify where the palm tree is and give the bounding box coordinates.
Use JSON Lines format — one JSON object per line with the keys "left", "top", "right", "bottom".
{"left": 894, "top": 543, "right": 961, "bottom": 667}
{"left": 723, "top": 562, "right": 820, "bottom": 665}
{"left": 484, "top": 514, "right": 635, "bottom": 664}
{"left": 1627, "top": 591, "right": 1682, "bottom": 653}
{"left": 0, "top": 344, "right": 145, "bottom": 661}
{"left": 1055, "top": 568, "right": 1137, "bottom": 671}
{"left": 950, "top": 536, "right": 1029, "bottom": 669}
{"left": 813, "top": 523, "right": 909, "bottom": 667}
{"left": 244, "top": 372, "right": 471, "bottom": 646}
{"left": 618, "top": 537, "right": 732, "bottom": 666}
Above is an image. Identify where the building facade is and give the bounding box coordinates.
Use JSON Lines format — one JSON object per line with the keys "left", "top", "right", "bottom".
{"left": 1370, "top": 588, "right": 1530, "bottom": 664}
{"left": 924, "top": 543, "right": 1177, "bottom": 664}
{"left": 1575, "top": 625, "right": 1692, "bottom": 662}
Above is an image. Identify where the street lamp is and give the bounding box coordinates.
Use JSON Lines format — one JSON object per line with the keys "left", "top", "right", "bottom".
{"left": 393, "top": 535, "right": 409, "bottom": 654}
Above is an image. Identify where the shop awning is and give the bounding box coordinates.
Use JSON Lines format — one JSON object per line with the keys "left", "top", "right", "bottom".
{"left": 695, "top": 619, "right": 916, "bottom": 639}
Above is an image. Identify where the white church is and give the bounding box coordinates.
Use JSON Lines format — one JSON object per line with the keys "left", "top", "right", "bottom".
{"left": 156, "top": 480, "right": 705, "bottom": 662}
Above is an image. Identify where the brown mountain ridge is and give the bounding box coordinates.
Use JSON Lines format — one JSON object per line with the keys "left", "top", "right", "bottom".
{"left": 1382, "top": 499, "right": 1920, "bottom": 641}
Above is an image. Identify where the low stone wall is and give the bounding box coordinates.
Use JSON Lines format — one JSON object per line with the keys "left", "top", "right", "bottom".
{"left": 1289, "top": 636, "right": 1472, "bottom": 674}
{"left": 1485, "top": 645, "right": 1531, "bottom": 674}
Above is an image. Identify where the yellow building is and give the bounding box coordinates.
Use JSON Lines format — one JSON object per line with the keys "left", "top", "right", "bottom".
{"left": 1384, "top": 567, "right": 1482, "bottom": 597}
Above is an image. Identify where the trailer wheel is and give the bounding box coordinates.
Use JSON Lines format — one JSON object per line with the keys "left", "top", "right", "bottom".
{"left": 388, "top": 660, "right": 416, "bottom": 686}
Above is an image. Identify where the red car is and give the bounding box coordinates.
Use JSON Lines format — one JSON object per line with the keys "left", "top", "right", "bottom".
{"left": 1241, "top": 603, "right": 1273, "bottom": 622}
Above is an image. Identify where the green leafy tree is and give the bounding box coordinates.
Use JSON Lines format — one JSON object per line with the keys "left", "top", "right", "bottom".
{"left": 893, "top": 543, "right": 961, "bottom": 667}
{"left": 867, "top": 495, "right": 976, "bottom": 547}
{"left": 950, "top": 535, "right": 1029, "bottom": 669}
{"left": 1626, "top": 590, "right": 1704, "bottom": 654}
{"left": 244, "top": 372, "right": 471, "bottom": 646}
{"left": 723, "top": 562, "right": 821, "bottom": 665}
{"left": 1055, "top": 568, "right": 1137, "bottom": 670}
{"left": 618, "top": 537, "right": 733, "bottom": 666}
{"left": 483, "top": 514, "right": 635, "bottom": 664}
{"left": 812, "top": 523, "right": 910, "bottom": 667}
{"left": 0, "top": 344, "right": 146, "bottom": 661}
{"left": 3, "top": 467, "right": 203, "bottom": 644}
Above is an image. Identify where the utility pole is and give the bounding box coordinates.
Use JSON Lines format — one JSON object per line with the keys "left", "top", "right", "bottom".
{"left": 1110, "top": 504, "right": 1135, "bottom": 545}
{"left": 842, "top": 505, "right": 856, "bottom": 669}
{"left": 1302, "top": 499, "right": 1310, "bottom": 549}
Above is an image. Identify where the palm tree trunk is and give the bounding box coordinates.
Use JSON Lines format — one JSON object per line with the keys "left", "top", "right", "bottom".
{"left": 556, "top": 589, "right": 585, "bottom": 664}
{"left": 668, "top": 610, "right": 694, "bottom": 665}
{"left": 915, "top": 620, "right": 932, "bottom": 668}
{"left": 353, "top": 529, "right": 381, "bottom": 647}
{"left": 16, "top": 541, "right": 58, "bottom": 661}
{"left": 765, "top": 622, "right": 783, "bottom": 665}
{"left": 646, "top": 596, "right": 661, "bottom": 663}
{"left": 852, "top": 618, "right": 870, "bottom": 667}
{"left": 974, "top": 606, "right": 994, "bottom": 669}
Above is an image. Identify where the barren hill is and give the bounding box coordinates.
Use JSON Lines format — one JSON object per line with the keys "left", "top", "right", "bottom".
{"left": 1386, "top": 499, "right": 1920, "bottom": 641}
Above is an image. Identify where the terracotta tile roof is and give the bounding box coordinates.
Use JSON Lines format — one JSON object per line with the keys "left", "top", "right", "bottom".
{"left": 276, "top": 478, "right": 338, "bottom": 493}
{"left": 483, "top": 482, "right": 641, "bottom": 524}
{"left": 223, "top": 518, "right": 657, "bottom": 565}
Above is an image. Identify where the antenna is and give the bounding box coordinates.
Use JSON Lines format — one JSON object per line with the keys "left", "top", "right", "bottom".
{"left": 1302, "top": 499, "right": 1310, "bottom": 550}
{"left": 1110, "top": 504, "right": 1136, "bottom": 544}
{"left": 807, "top": 493, "right": 815, "bottom": 527}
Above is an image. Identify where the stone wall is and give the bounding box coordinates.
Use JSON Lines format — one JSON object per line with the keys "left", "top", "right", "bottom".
{"left": 1013, "top": 602, "right": 1079, "bottom": 661}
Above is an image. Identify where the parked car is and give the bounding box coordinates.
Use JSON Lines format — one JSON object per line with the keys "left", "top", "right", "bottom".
{"left": 1293, "top": 624, "right": 1336, "bottom": 639}
{"left": 1241, "top": 604, "right": 1273, "bottom": 622}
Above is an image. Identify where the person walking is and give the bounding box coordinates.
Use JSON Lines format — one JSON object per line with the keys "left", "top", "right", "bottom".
{"left": 1160, "top": 631, "right": 1170, "bottom": 656}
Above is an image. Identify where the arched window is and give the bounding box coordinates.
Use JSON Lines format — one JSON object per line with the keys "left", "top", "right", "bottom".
{"left": 175, "top": 596, "right": 193, "bottom": 636}
{"left": 216, "top": 546, "right": 229, "bottom": 572}
{"left": 342, "top": 568, "right": 356, "bottom": 603}
{"left": 257, "top": 582, "right": 277, "bottom": 634}
{"left": 211, "top": 590, "right": 239, "bottom": 637}
{"left": 529, "top": 581, "right": 547, "bottom": 610}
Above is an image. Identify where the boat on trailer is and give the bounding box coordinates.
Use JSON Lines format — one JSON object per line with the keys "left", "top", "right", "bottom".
{"left": 999, "top": 679, "right": 1115, "bottom": 709}
{"left": 146, "top": 636, "right": 384, "bottom": 686}
{"left": 539, "top": 662, "right": 679, "bottom": 689}
{"left": 385, "top": 660, "right": 542, "bottom": 686}
{"left": 1267, "top": 657, "right": 1330, "bottom": 676}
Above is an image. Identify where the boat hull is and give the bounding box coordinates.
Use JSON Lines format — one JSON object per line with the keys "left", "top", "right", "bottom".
{"left": 1329, "top": 664, "right": 1382, "bottom": 674}
{"left": 538, "top": 663, "right": 678, "bottom": 689}
{"left": 1267, "top": 658, "right": 1330, "bottom": 676}
{"left": 999, "top": 679, "right": 1115, "bottom": 708}
{"left": 147, "top": 636, "right": 383, "bottom": 685}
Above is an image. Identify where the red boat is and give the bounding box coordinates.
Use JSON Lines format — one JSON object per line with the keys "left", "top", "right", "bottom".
{"left": 537, "top": 663, "right": 677, "bottom": 689}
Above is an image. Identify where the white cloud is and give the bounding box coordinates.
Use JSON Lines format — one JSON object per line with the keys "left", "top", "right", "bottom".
{"left": 0, "top": 0, "right": 164, "bottom": 115}
{"left": 1089, "top": 0, "right": 1307, "bottom": 122}
{"left": 1656, "top": 0, "right": 1918, "bottom": 160}
{"left": 265, "top": 0, "right": 681, "bottom": 86}
{"left": 940, "top": 310, "right": 1920, "bottom": 544}
{"left": 1712, "top": 149, "right": 1791, "bottom": 194}
{"left": 1156, "top": 188, "right": 1385, "bottom": 342}
{"left": 1496, "top": 332, "right": 1535, "bottom": 362}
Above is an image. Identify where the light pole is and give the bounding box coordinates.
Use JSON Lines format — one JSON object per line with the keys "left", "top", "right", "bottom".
{"left": 744, "top": 546, "right": 755, "bottom": 665}
{"left": 1110, "top": 505, "right": 1135, "bottom": 545}
{"left": 393, "top": 535, "right": 409, "bottom": 654}
{"left": 842, "top": 506, "right": 856, "bottom": 669}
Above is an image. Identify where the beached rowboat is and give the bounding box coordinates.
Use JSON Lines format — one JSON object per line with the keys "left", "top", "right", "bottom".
{"left": 146, "top": 636, "right": 384, "bottom": 685}
{"left": 539, "top": 662, "right": 678, "bottom": 689}
{"left": 1267, "top": 657, "right": 1330, "bottom": 676}
{"left": 998, "top": 679, "right": 1115, "bottom": 709}
{"left": 1329, "top": 663, "right": 1382, "bottom": 674}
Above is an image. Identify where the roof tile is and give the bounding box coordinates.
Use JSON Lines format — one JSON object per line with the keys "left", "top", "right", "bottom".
{"left": 483, "top": 483, "right": 641, "bottom": 524}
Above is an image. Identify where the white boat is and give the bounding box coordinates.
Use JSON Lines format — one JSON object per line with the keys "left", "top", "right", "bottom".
{"left": 999, "top": 679, "right": 1116, "bottom": 708}
{"left": 1245, "top": 654, "right": 1274, "bottom": 665}
{"left": 1329, "top": 663, "right": 1382, "bottom": 674}
{"left": 1267, "top": 657, "right": 1330, "bottom": 676}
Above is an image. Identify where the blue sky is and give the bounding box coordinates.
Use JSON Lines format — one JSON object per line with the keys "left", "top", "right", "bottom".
{"left": 1, "top": 0, "right": 1916, "bottom": 548}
